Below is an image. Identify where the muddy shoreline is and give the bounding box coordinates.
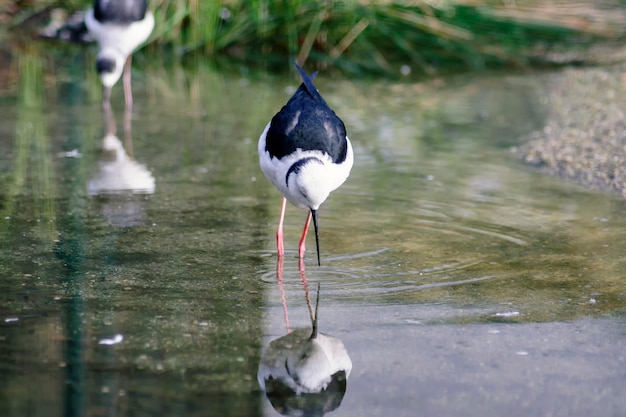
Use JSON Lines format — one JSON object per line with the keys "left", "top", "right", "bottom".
{"left": 513, "top": 63, "right": 626, "bottom": 197}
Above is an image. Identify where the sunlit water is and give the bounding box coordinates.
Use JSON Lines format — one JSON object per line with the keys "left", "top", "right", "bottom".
{"left": 0, "top": 48, "right": 624, "bottom": 417}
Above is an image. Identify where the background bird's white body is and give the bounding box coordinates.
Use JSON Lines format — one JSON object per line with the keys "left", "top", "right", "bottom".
{"left": 85, "top": 7, "right": 154, "bottom": 88}
{"left": 87, "top": 133, "right": 155, "bottom": 195}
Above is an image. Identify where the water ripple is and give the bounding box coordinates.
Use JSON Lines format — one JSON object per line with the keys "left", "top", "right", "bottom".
{"left": 257, "top": 189, "right": 532, "bottom": 303}
{"left": 258, "top": 247, "right": 499, "bottom": 302}
{"left": 415, "top": 219, "right": 528, "bottom": 246}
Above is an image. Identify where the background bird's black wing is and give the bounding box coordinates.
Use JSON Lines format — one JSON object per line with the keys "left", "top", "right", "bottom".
{"left": 94, "top": 0, "right": 148, "bottom": 23}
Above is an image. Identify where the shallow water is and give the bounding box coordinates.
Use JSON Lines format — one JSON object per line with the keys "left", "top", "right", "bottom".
{"left": 0, "top": 47, "right": 625, "bottom": 417}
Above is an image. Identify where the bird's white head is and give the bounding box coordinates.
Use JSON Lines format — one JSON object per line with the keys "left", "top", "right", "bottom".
{"left": 96, "top": 48, "right": 126, "bottom": 88}
{"left": 286, "top": 155, "right": 348, "bottom": 211}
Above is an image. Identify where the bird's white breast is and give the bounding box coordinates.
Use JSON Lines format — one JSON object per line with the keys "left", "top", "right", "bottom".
{"left": 85, "top": 8, "right": 155, "bottom": 57}
{"left": 258, "top": 121, "right": 354, "bottom": 210}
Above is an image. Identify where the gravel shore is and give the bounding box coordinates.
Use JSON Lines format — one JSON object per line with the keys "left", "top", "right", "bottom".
{"left": 513, "top": 64, "right": 626, "bottom": 197}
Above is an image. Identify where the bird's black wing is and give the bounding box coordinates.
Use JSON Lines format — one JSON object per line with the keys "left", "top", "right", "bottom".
{"left": 265, "top": 65, "right": 348, "bottom": 164}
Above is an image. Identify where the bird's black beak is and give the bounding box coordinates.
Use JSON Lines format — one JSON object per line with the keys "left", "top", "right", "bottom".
{"left": 311, "top": 209, "right": 321, "bottom": 266}
{"left": 310, "top": 282, "right": 321, "bottom": 340}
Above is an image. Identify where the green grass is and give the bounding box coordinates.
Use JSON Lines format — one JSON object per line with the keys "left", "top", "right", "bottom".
{"left": 4, "top": 1, "right": 626, "bottom": 76}
{"left": 145, "top": 0, "right": 623, "bottom": 75}
{"left": 0, "top": 46, "right": 58, "bottom": 242}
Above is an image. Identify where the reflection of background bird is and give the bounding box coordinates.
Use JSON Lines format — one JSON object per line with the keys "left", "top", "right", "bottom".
{"left": 258, "top": 284, "right": 352, "bottom": 416}
{"left": 88, "top": 133, "right": 155, "bottom": 227}
{"left": 258, "top": 64, "right": 354, "bottom": 267}
{"left": 84, "top": 0, "right": 154, "bottom": 109}
{"left": 88, "top": 133, "right": 155, "bottom": 195}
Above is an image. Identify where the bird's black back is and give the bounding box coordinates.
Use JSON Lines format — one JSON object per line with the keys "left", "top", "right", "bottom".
{"left": 265, "top": 65, "right": 348, "bottom": 164}
{"left": 94, "top": 0, "right": 148, "bottom": 24}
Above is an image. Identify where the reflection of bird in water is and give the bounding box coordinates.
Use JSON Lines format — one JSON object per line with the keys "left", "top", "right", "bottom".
{"left": 258, "top": 283, "right": 352, "bottom": 416}
{"left": 88, "top": 132, "right": 155, "bottom": 227}
{"left": 88, "top": 88, "right": 154, "bottom": 227}
{"left": 84, "top": 0, "right": 154, "bottom": 110}
{"left": 88, "top": 133, "right": 154, "bottom": 196}
{"left": 258, "top": 63, "right": 354, "bottom": 268}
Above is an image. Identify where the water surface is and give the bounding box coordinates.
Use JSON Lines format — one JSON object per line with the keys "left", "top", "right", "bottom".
{"left": 0, "top": 47, "right": 624, "bottom": 417}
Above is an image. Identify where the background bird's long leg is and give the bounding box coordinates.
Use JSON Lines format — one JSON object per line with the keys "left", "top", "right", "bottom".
{"left": 123, "top": 55, "right": 133, "bottom": 111}
{"left": 102, "top": 86, "right": 112, "bottom": 112}
{"left": 298, "top": 211, "right": 312, "bottom": 260}
{"left": 276, "top": 197, "right": 287, "bottom": 258}
{"left": 104, "top": 102, "right": 116, "bottom": 136}
{"left": 123, "top": 104, "right": 133, "bottom": 158}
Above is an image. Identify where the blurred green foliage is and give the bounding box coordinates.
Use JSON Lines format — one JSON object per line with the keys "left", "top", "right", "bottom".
{"left": 3, "top": 1, "right": 626, "bottom": 75}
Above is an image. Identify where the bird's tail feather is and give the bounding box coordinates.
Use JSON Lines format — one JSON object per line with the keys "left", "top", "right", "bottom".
{"left": 295, "top": 63, "right": 323, "bottom": 101}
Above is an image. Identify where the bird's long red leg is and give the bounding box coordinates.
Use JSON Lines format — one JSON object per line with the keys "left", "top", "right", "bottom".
{"left": 276, "top": 197, "right": 287, "bottom": 258}
{"left": 276, "top": 256, "right": 290, "bottom": 333}
{"left": 123, "top": 55, "right": 133, "bottom": 111}
{"left": 298, "top": 211, "right": 312, "bottom": 261}
{"left": 299, "top": 268, "right": 311, "bottom": 313}
{"left": 298, "top": 255, "right": 305, "bottom": 272}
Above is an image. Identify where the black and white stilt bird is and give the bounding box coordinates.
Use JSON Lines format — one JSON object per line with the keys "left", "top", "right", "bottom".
{"left": 85, "top": 0, "right": 154, "bottom": 109}
{"left": 258, "top": 64, "right": 354, "bottom": 266}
